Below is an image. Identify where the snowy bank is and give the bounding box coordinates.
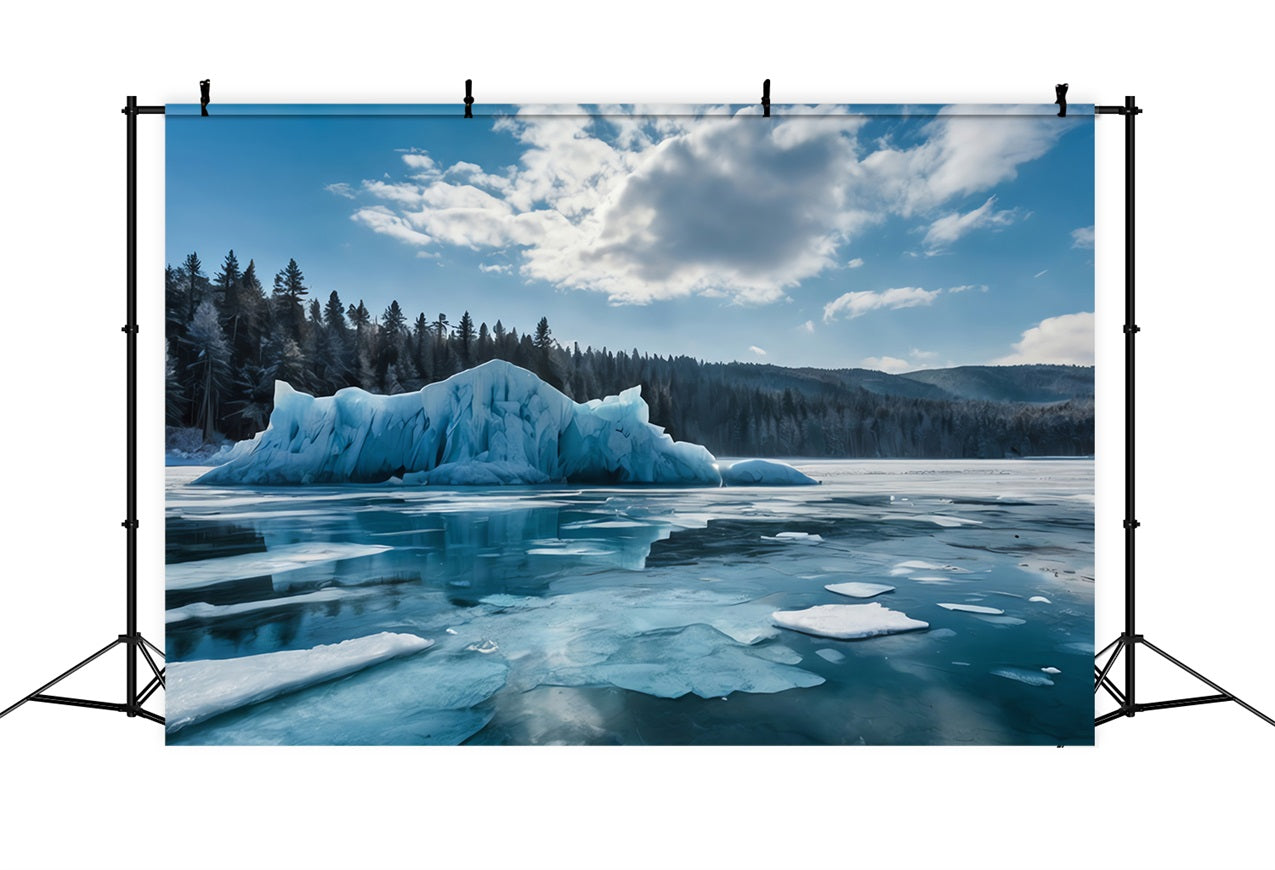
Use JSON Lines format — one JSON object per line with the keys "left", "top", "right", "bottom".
{"left": 195, "top": 360, "right": 721, "bottom": 486}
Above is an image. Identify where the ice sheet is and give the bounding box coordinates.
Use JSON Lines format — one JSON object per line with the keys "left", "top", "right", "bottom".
{"left": 937, "top": 603, "right": 1004, "bottom": 615}
{"left": 166, "top": 543, "right": 393, "bottom": 590}
{"left": 720, "top": 459, "right": 818, "bottom": 486}
{"left": 772, "top": 603, "right": 929, "bottom": 639}
{"left": 166, "top": 632, "right": 433, "bottom": 731}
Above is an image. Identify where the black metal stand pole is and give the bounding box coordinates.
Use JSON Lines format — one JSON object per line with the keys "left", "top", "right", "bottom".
{"left": 0, "top": 96, "right": 165, "bottom": 727}
{"left": 1094, "top": 96, "right": 1273, "bottom": 729}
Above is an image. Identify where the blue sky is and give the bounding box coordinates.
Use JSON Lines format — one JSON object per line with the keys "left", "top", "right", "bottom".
{"left": 167, "top": 104, "right": 1094, "bottom": 372}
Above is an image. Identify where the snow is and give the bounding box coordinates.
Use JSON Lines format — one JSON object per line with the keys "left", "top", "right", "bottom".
{"left": 720, "top": 459, "right": 818, "bottom": 486}
{"left": 196, "top": 360, "right": 720, "bottom": 486}
{"left": 772, "top": 603, "right": 929, "bottom": 640}
{"left": 937, "top": 603, "right": 1005, "bottom": 615}
{"left": 166, "top": 632, "right": 434, "bottom": 732}
{"left": 166, "top": 542, "right": 392, "bottom": 591}
{"left": 825, "top": 581, "right": 895, "bottom": 599}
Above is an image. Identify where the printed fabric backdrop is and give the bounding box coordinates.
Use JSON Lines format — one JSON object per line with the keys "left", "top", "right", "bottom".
{"left": 164, "top": 103, "right": 1095, "bottom": 745}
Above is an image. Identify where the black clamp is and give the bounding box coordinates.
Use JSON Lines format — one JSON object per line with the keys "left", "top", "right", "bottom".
{"left": 761, "top": 79, "right": 771, "bottom": 118}
{"left": 200, "top": 79, "right": 211, "bottom": 117}
{"left": 121, "top": 324, "right": 139, "bottom": 334}
{"left": 1123, "top": 519, "right": 1140, "bottom": 530}
{"left": 464, "top": 79, "right": 474, "bottom": 118}
{"left": 121, "top": 519, "right": 139, "bottom": 529}
{"left": 1123, "top": 324, "right": 1140, "bottom": 334}
{"left": 1055, "top": 83, "right": 1068, "bottom": 117}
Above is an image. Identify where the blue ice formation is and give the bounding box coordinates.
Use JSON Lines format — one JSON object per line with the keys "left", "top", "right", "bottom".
{"left": 196, "top": 360, "right": 722, "bottom": 486}
{"left": 719, "top": 459, "right": 818, "bottom": 486}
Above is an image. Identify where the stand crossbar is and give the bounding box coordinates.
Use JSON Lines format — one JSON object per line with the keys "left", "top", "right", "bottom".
{"left": 0, "top": 96, "right": 166, "bottom": 728}
{"left": 1093, "top": 97, "right": 1272, "bottom": 730}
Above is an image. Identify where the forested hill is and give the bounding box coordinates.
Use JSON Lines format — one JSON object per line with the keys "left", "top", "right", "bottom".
{"left": 166, "top": 250, "right": 1094, "bottom": 459}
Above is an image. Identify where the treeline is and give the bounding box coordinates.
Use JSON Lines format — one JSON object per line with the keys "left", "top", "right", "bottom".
{"left": 167, "top": 250, "right": 1093, "bottom": 458}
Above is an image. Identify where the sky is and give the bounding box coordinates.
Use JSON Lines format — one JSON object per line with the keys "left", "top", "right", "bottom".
{"left": 166, "top": 104, "right": 1094, "bottom": 372}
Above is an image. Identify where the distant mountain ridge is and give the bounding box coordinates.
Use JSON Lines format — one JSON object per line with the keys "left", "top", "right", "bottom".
{"left": 706, "top": 363, "right": 1094, "bottom": 405}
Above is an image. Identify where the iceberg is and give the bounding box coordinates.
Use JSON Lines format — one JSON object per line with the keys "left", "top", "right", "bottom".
{"left": 196, "top": 360, "right": 720, "bottom": 487}
{"left": 720, "top": 459, "right": 818, "bottom": 486}
{"left": 166, "top": 632, "right": 433, "bottom": 732}
{"left": 772, "top": 603, "right": 929, "bottom": 640}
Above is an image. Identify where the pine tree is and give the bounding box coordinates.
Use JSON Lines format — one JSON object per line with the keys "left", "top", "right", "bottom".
{"left": 182, "top": 300, "right": 232, "bottom": 440}
{"left": 457, "top": 310, "right": 475, "bottom": 366}
{"left": 272, "top": 258, "right": 309, "bottom": 341}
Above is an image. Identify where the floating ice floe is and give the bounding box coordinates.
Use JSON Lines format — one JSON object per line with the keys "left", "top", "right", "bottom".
{"left": 772, "top": 603, "right": 929, "bottom": 640}
{"left": 547, "top": 624, "right": 824, "bottom": 699}
{"left": 166, "top": 542, "right": 393, "bottom": 591}
{"left": 720, "top": 459, "right": 818, "bottom": 486}
{"left": 991, "top": 667, "right": 1055, "bottom": 687}
{"left": 761, "top": 532, "right": 824, "bottom": 543}
{"left": 937, "top": 603, "right": 1005, "bottom": 615}
{"left": 881, "top": 514, "right": 982, "bottom": 528}
{"left": 196, "top": 360, "right": 720, "bottom": 487}
{"left": 165, "top": 586, "right": 378, "bottom": 623}
{"left": 170, "top": 653, "right": 508, "bottom": 746}
{"left": 1028, "top": 596, "right": 1052, "bottom": 604}
{"left": 815, "top": 648, "right": 846, "bottom": 663}
{"left": 166, "top": 632, "right": 433, "bottom": 732}
{"left": 825, "top": 581, "right": 895, "bottom": 599}
{"left": 1041, "top": 666, "right": 1062, "bottom": 675}
{"left": 891, "top": 560, "right": 971, "bottom": 576}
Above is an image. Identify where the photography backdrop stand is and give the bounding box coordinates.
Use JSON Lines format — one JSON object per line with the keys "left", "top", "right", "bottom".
{"left": 0, "top": 97, "right": 166, "bottom": 727}
{"left": 2, "top": 90, "right": 1270, "bottom": 735}
{"left": 1092, "top": 97, "right": 1273, "bottom": 729}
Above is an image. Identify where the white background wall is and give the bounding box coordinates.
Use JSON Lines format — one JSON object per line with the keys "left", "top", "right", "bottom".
{"left": 0, "top": 3, "right": 1271, "bottom": 868}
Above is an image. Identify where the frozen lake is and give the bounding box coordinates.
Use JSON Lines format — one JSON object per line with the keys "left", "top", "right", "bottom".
{"left": 165, "top": 459, "right": 1094, "bottom": 745}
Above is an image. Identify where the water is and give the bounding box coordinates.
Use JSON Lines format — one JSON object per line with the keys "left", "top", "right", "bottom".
{"left": 165, "top": 459, "right": 1094, "bottom": 745}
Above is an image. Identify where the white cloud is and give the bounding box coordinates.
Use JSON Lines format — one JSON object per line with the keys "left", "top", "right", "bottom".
{"left": 749, "top": 345, "right": 768, "bottom": 356}
{"left": 823, "top": 286, "right": 941, "bottom": 322}
{"left": 479, "top": 263, "right": 511, "bottom": 274}
{"left": 1071, "top": 225, "right": 1095, "bottom": 249}
{"left": 800, "top": 320, "right": 815, "bottom": 334}
{"left": 910, "top": 348, "right": 938, "bottom": 360}
{"left": 349, "top": 105, "right": 1066, "bottom": 306}
{"left": 846, "top": 257, "right": 865, "bottom": 269}
{"left": 351, "top": 207, "right": 433, "bottom": 246}
{"left": 1033, "top": 269, "right": 1048, "bottom": 278}
{"left": 994, "top": 311, "right": 1094, "bottom": 365}
{"left": 860, "top": 355, "right": 911, "bottom": 374}
{"left": 923, "top": 195, "right": 1024, "bottom": 249}
{"left": 324, "top": 182, "right": 356, "bottom": 199}
{"left": 947, "top": 283, "right": 987, "bottom": 294}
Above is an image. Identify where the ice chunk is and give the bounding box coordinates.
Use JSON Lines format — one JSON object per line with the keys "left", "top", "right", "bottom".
{"left": 815, "top": 648, "right": 845, "bottom": 663}
{"left": 937, "top": 603, "right": 1004, "bottom": 615}
{"left": 720, "top": 459, "right": 818, "bottom": 486}
{"left": 891, "top": 560, "right": 971, "bottom": 575}
{"left": 166, "top": 542, "right": 392, "bottom": 591}
{"left": 166, "top": 587, "right": 377, "bottom": 623}
{"left": 549, "top": 624, "right": 824, "bottom": 699}
{"left": 169, "top": 654, "right": 507, "bottom": 746}
{"left": 825, "top": 581, "right": 895, "bottom": 599}
{"left": 1041, "top": 666, "right": 1062, "bottom": 675}
{"left": 991, "top": 667, "right": 1055, "bottom": 686}
{"left": 1028, "top": 596, "right": 1052, "bottom": 604}
{"left": 772, "top": 603, "right": 929, "bottom": 639}
{"left": 196, "top": 360, "right": 720, "bottom": 486}
{"left": 882, "top": 514, "right": 982, "bottom": 527}
{"left": 761, "top": 532, "right": 824, "bottom": 543}
{"left": 166, "top": 632, "right": 433, "bottom": 732}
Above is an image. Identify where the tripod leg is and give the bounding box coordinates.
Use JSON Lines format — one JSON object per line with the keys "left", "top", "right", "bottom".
{"left": 1094, "top": 637, "right": 1125, "bottom": 695}
{"left": 0, "top": 638, "right": 124, "bottom": 719}
{"left": 138, "top": 642, "right": 165, "bottom": 688}
{"left": 1139, "top": 639, "right": 1275, "bottom": 727}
